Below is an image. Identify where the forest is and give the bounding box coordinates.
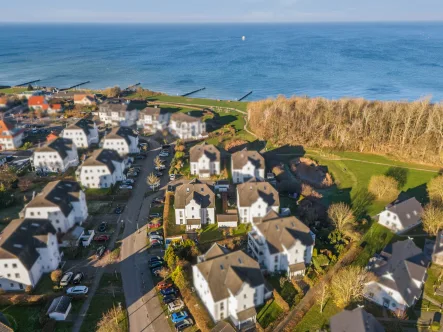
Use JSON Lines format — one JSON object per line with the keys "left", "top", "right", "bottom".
{"left": 248, "top": 96, "right": 443, "bottom": 165}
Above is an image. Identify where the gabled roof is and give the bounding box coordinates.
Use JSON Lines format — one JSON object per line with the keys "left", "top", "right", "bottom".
{"left": 46, "top": 132, "right": 59, "bottom": 142}
{"left": 35, "top": 137, "right": 74, "bottom": 159}
{"left": 28, "top": 96, "right": 47, "bottom": 106}
{"left": 0, "top": 120, "right": 23, "bottom": 138}
{"left": 231, "top": 149, "right": 265, "bottom": 170}
{"left": 196, "top": 249, "right": 265, "bottom": 302}
{"left": 237, "top": 178, "right": 279, "bottom": 208}
{"left": 211, "top": 321, "right": 236, "bottom": 332}
{"left": 64, "top": 119, "right": 95, "bottom": 136}
{"left": 384, "top": 197, "right": 423, "bottom": 228}
{"left": 47, "top": 296, "right": 71, "bottom": 315}
{"left": 140, "top": 106, "right": 167, "bottom": 118}
{"left": 330, "top": 308, "right": 385, "bottom": 332}
{"left": 202, "top": 243, "right": 231, "bottom": 261}
{"left": 105, "top": 126, "right": 137, "bottom": 145}
{"left": 82, "top": 149, "right": 122, "bottom": 173}
{"left": 26, "top": 180, "right": 82, "bottom": 216}
{"left": 0, "top": 218, "right": 56, "bottom": 269}
{"left": 99, "top": 99, "right": 137, "bottom": 114}
{"left": 190, "top": 143, "right": 220, "bottom": 163}
{"left": 174, "top": 179, "right": 215, "bottom": 209}
{"left": 254, "top": 212, "right": 314, "bottom": 254}
{"left": 74, "top": 94, "right": 95, "bottom": 102}
{"left": 171, "top": 112, "right": 201, "bottom": 123}
{"left": 368, "top": 239, "right": 428, "bottom": 305}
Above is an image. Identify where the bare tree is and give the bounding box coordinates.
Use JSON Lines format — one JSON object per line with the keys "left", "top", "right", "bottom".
{"left": 327, "top": 202, "right": 354, "bottom": 232}
{"left": 422, "top": 203, "right": 443, "bottom": 236}
{"left": 97, "top": 305, "right": 126, "bottom": 332}
{"left": 428, "top": 175, "right": 443, "bottom": 205}
{"left": 147, "top": 173, "right": 160, "bottom": 191}
{"left": 316, "top": 281, "right": 329, "bottom": 313}
{"left": 368, "top": 175, "right": 399, "bottom": 201}
{"left": 330, "top": 266, "right": 375, "bottom": 308}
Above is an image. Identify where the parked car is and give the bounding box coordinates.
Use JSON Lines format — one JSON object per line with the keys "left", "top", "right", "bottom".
{"left": 148, "top": 221, "right": 162, "bottom": 229}
{"left": 149, "top": 260, "right": 164, "bottom": 268}
{"left": 119, "top": 184, "right": 133, "bottom": 190}
{"left": 129, "top": 167, "right": 141, "bottom": 172}
{"left": 150, "top": 240, "right": 163, "bottom": 248}
{"left": 66, "top": 286, "right": 89, "bottom": 295}
{"left": 96, "top": 246, "right": 106, "bottom": 258}
{"left": 60, "top": 272, "right": 73, "bottom": 287}
{"left": 136, "top": 154, "right": 147, "bottom": 160}
{"left": 149, "top": 213, "right": 161, "bottom": 218}
{"left": 94, "top": 234, "right": 110, "bottom": 242}
{"left": 73, "top": 272, "right": 84, "bottom": 284}
{"left": 159, "top": 152, "right": 169, "bottom": 157}
{"left": 171, "top": 311, "right": 188, "bottom": 324}
{"left": 149, "top": 234, "right": 163, "bottom": 242}
{"left": 162, "top": 144, "right": 171, "bottom": 150}
{"left": 175, "top": 318, "right": 193, "bottom": 331}
{"left": 162, "top": 294, "right": 177, "bottom": 304}
{"left": 149, "top": 256, "right": 163, "bottom": 264}
{"left": 169, "top": 174, "right": 176, "bottom": 181}
{"left": 168, "top": 299, "right": 185, "bottom": 312}
{"left": 98, "top": 222, "right": 107, "bottom": 232}
{"left": 114, "top": 206, "right": 124, "bottom": 214}
{"left": 155, "top": 171, "right": 163, "bottom": 177}
{"left": 127, "top": 173, "right": 138, "bottom": 178}
{"left": 151, "top": 266, "right": 163, "bottom": 276}
{"left": 153, "top": 197, "right": 165, "bottom": 204}
{"left": 155, "top": 165, "right": 166, "bottom": 171}
{"left": 123, "top": 179, "right": 135, "bottom": 184}
{"left": 157, "top": 280, "right": 173, "bottom": 290}
{"left": 148, "top": 231, "right": 162, "bottom": 237}
{"left": 161, "top": 287, "right": 178, "bottom": 296}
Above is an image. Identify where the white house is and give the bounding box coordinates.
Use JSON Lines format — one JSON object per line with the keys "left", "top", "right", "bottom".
{"left": 0, "top": 120, "right": 24, "bottom": 150}
{"left": 47, "top": 296, "right": 72, "bottom": 321}
{"left": 21, "top": 180, "right": 88, "bottom": 233}
{"left": 190, "top": 143, "right": 221, "bottom": 178}
{"left": 364, "top": 239, "right": 428, "bottom": 315}
{"left": 248, "top": 211, "right": 315, "bottom": 277}
{"left": 169, "top": 112, "right": 206, "bottom": 140}
{"left": 103, "top": 126, "right": 140, "bottom": 156}
{"left": 137, "top": 106, "right": 171, "bottom": 133}
{"left": 60, "top": 119, "right": 99, "bottom": 149}
{"left": 237, "top": 179, "right": 280, "bottom": 223}
{"left": 74, "top": 94, "right": 96, "bottom": 106}
{"left": 330, "top": 308, "right": 385, "bottom": 332}
{"left": 377, "top": 197, "right": 423, "bottom": 234}
{"left": 98, "top": 99, "right": 139, "bottom": 127}
{"left": 77, "top": 149, "right": 125, "bottom": 188}
{"left": 231, "top": 149, "right": 265, "bottom": 184}
{"left": 193, "top": 244, "right": 270, "bottom": 329}
{"left": 33, "top": 137, "right": 79, "bottom": 173}
{"left": 0, "top": 218, "right": 61, "bottom": 291}
{"left": 174, "top": 179, "right": 215, "bottom": 230}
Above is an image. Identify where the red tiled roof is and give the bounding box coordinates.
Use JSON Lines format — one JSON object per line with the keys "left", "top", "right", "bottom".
{"left": 0, "top": 97, "right": 7, "bottom": 105}
{"left": 46, "top": 133, "right": 59, "bottom": 142}
{"left": 28, "top": 96, "right": 47, "bottom": 106}
{"left": 50, "top": 104, "right": 62, "bottom": 110}
{"left": 74, "top": 94, "right": 94, "bottom": 102}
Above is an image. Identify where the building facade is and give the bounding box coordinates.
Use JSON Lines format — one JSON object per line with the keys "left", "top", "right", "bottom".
{"left": 169, "top": 113, "right": 206, "bottom": 140}
{"left": 103, "top": 126, "right": 140, "bottom": 156}
{"left": 190, "top": 143, "right": 221, "bottom": 178}
{"left": 98, "top": 99, "right": 139, "bottom": 126}
{"left": 60, "top": 119, "right": 99, "bottom": 149}
{"left": 231, "top": 150, "right": 265, "bottom": 184}
{"left": 32, "top": 137, "right": 79, "bottom": 173}
{"left": 137, "top": 106, "right": 170, "bottom": 133}
{"left": 0, "top": 120, "right": 24, "bottom": 150}
{"left": 377, "top": 197, "right": 423, "bottom": 234}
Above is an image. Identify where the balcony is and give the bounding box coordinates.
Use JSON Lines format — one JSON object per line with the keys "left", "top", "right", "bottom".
{"left": 247, "top": 231, "right": 265, "bottom": 262}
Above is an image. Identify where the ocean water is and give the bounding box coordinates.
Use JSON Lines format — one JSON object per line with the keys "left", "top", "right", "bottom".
{"left": 1, "top": 23, "right": 443, "bottom": 101}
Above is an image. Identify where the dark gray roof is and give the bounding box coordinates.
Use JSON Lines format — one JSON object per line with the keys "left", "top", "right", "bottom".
{"left": 211, "top": 321, "right": 236, "bottom": 332}
{"left": 171, "top": 112, "right": 201, "bottom": 123}
{"left": 65, "top": 119, "right": 95, "bottom": 136}
{"left": 384, "top": 197, "right": 423, "bottom": 229}
{"left": 35, "top": 137, "right": 74, "bottom": 159}
{"left": 99, "top": 99, "right": 137, "bottom": 115}
{"left": 105, "top": 126, "right": 137, "bottom": 145}
{"left": 82, "top": 149, "right": 122, "bottom": 173}
{"left": 0, "top": 218, "right": 56, "bottom": 270}
{"left": 140, "top": 106, "right": 167, "bottom": 118}
{"left": 237, "top": 178, "right": 279, "bottom": 208}
{"left": 231, "top": 149, "right": 265, "bottom": 170}
{"left": 190, "top": 143, "right": 220, "bottom": 163}
{"left": 196, "top": 249, "right": 265, "bottom": 302}
{"left": 174, "top": 179, "right": 215, "bottom": 209}
{"left": 368, "top": 239, "right": 428, "bottom": 305}
{"left": 330, "top": 308, "right": 385, "bottom": 332}
{"left": 26, "top": 180, "right": 82, "bottom": 216}
{"left": 47, "top": 296, "right": 71, "bottom": 315}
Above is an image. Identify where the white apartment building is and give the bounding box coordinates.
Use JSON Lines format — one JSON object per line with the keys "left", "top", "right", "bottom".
{"left": 193, "top": 244, "right": 270, "bottom": 329}
{"left": 77, "top": 149, "right": 125, "bottom": 188}
{"left": 169, "top": 112, "right": 206, "bottom": 140}
{"left": 231, "top": 149, "right": 265, "bottom": 184}
{"left": 248, "top": 211, "right": 315, "bottom": 277}
{"left": 364, "top": 239, "right": 428, "bottom": 315}
{"left": 237, "top": 179, "right": 280, "bottom": 223}
{"left": 0, "top": 218, "right": 61, "bottom": 291}
{"left": 60, "top": 119, "right": 99, "bottom": 149}
{"left": 378, "top": 197, "right": 423, "bottom": 234}
{"left": 32, "top": 137, "right": 79, "bottom": 173}
{"left": 98, "top": 99, "right": 139, "bottom": 127}
{"left": 21, "top": 180, "right": 88, "bottom": 233}
{"left": 174, "top": 179, "right": 215, "bottom": 230}
{"left": 0, "top": 120, "right": 24, "bottom": 150}
{"left": 103, "top": 126, "right": 140, "bottom": 156}
{"left": 137, "top": 106, "right": 171, "bottom": 133}
{"left": 190, "top": 143, "right": 221, "bottom": 178}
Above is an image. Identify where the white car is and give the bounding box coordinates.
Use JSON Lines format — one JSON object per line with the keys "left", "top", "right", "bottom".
{"left": 159, "top": 152, "right": 169, "bottom": 157}
{"left": 149, "top": 234, "right": 163, "bottom": 241}
{"left": 169, "top": 174, "right": 176, "bottom": 181}
{"left": 66, "top": 286, "right": 89, "bottom": 295}
{"left": 168, "top": 299, "right": 185, "bottom": 312}
{"left": 60, "top": 272, "right": 73, "bottom": 287}
{"left": 119, "top": 184, "right": 133, "bottom": 190}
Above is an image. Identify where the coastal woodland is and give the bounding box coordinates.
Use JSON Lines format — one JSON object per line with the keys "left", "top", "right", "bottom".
{"left": 248, "top": 96, "right": 443, "bottom": 165}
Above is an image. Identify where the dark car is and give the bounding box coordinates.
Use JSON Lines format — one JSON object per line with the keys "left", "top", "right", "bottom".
{"left": 148, "top": 231, "right": 163, "bottom": 237}
{"left": 162, "top": 294, "right": 177, "bottom": 304}
{"left": 175, "top": 318, "right": 193, "bottom": 331}
{"left": 98, "top": 222, "right": 107, "bottom": 232}
{"left": 149, "top": 213, "right": 161, "bottom": 219}
{"left": 94, "top": 234, "right": 110, "bottom": 242}
{"left": 151, "top": 266, "right": 162, "bottom": 276}
{"left": 73, "top": 272, "right": 84, "bottom": 284}
{"left": 135, "top": 154, "right": 147, "bottom": 160}
{"left": 96, "top": 246, "right": 106, "bottom": 258}
{"left": 149, "top": 260, "right": 164, "bottom": 268}
{"left": 161, "top": 287, "right": 178, "bottom": 296}
{"left": 155, "top": 171, "right": 163, "bottom": 177}
{"left": 114, "top": 206, "right": 124, "bottom": 214}
{"left": 149, "top": 256, "right": 163, "bottom": 263}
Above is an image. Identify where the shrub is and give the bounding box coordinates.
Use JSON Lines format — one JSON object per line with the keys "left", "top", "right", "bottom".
{"left": 50, "top": 269, "right": 63, "bottom": 283}
{"left": 272, "top": 289, "right": 289, "bottom": 312}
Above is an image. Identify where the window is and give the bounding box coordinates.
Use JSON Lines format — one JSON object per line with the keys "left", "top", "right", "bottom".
{"left": 368, "top": 292, "right": 374, "bottom": 298}
{"left": 19, "top": 284, "right": 23, "bottom": 290}
{"left": 30, "top": 212, "right": 34, "bottom": 216}
{"left": 12, "top": 264, "right": 17, "bottom": 268}
{"left": 4, "top": 264, "right": 7, "bottom": 268}
{"left": 7, "top": 274, "right": 10, "bottom": 278}
{"left": 15, "top": 273, "right": 20, "bottom": 278}
{"left": 220, "top": 312, "right": 224, "bottom": 320}
{"left": 220, "top": 302, "right": 224, "bottom": 310}
{"left": 274, "top": 255, "right": 278, "bottom": 262}
{"left": 56, "top": 220, "right": 59, "bottom": 224}
{"left": 244, "top": 294, "right": 247, "bottom": 299}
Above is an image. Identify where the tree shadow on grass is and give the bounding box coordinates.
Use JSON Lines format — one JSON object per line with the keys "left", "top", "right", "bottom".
{"left": 385, "top": 167, "right": 409, "bottom": 189}
{"left": 351, "top": 188, "right": 375, "bottom": 221}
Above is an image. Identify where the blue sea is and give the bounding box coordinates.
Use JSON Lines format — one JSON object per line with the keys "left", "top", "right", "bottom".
{"left": 1, "top": 23, "right": 443, "bottom": 101}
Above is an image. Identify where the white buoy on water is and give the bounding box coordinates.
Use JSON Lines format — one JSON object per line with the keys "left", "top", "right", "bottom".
{"left": 242, "top": 36, "right": 246, "bottom": 41}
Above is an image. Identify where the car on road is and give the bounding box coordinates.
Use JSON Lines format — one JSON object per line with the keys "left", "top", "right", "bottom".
{"left": 98, "top": 222, "right": 107, "bottom": 232}
{"left": 157, "top": 280, "right": 173, "bottom": 290}
{"left": 162, "top": 294, "right": 177, "bottom": 304}
{"left": 154, "top": 171, "right": 163, "bottom": 177}
{"left": 135, "top": 154, "right": 147, "bottom": 160}
{"left": 169, "top": 174, "right": 176, "bottom": 181}
{"left": 175, "top": 318, "right": 193, "bottom": 331}
{"left": 171, "top": 311, "right": 188, "bottom": 324}
{"left": 119, "top": 184, "right": 133, "bottom": 190}
{"left": 94, "top": 234, "right": 110, "bottom": 242}
{"left": 96, "top": 246, "right": 106, "bottom": 258}
{"left": 60, "top": 272, "right": 73, "bottom": 287}
{"left": 149, "top": 213, "right": 161, "bottom": 218}
{"left": 66, "top": 285, "right": 89, "bottom": 295}
{"left": 73, "top": 272, "right": 84, "bottom": 284}
{"left": 161, "top": 287, "right": 178, "bottom": 296}
{"left": 149, "top": 256, "right": 163, "bottom": 263}
{"left": 168, "top": 299, "right": 185, "bottom": 312}
{"left": 149, "top": 260, "right": 164, "bottom": 268}
{"left": 114, "top": 206, "right": 124, "bottom": 214}
{"left": 159, "top": 152, "right": 169, "bottom": 157}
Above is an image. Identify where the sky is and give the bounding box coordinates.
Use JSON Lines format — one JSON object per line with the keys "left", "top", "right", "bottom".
{"left": 1, "top": 0, "right": 443, "bottom": 23}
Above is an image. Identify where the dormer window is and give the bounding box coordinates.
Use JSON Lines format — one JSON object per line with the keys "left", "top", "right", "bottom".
{"left": 406, "top": 213, "right": 411, "bottom": 219}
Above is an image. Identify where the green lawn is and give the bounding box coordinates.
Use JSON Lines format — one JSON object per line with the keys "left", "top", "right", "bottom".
{"left": 34, "top": 273, "right": 64, "bottom": 295}
{"left": 146, "top": 95, "right": 248, "bottom": 112}
{"left": 200, "top": 224, "right": 223, "bottom": 243}
{"left": 0, "top": 203, "right": 24, "bottom": 225}
{"left": 424, "top": 264, "right": 443, "bottom": 304}
{"left": 0, "top": 304, "right": 44, "bottom": 332}
{"left": 294, "top": 300, "right": 341, "bottom": 332}
{"left": 232, "top": 223, "right": 250, "bottom": 236}
{"left": 257, "top": 300, "right": 284, "bottom": 329}
{"left": 0, "top": 87, "right": 27, "bottom": 94}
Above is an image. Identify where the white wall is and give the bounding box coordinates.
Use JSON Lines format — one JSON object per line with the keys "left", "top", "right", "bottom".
{"left": 33, "top": 146, "right": 79, "bottom": 173}
{"left": 103, "top": 136, "right": 139, "bottom": 156}
{"left": 190, "top": 154, "right": 220, "bottom": 178}
{"left": 237, "top": 195, "right": 279, "bottom": 223}
{"left": 169, "top": 120, "right": 205, "bottom": 139}
{"left": 378, "top": 210, "right": 422, "bottom": 234}
{"left": 232, "top": 160, "right": 265, "bottom": 184}
{"left": 78, "top": 161, "right": 125, "bottom": 188}
{"left": 364, "top": 281, "right": 408, "bottom": 313}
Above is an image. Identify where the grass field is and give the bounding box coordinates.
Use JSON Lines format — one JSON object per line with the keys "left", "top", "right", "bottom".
{"left": 294, "top": 300, "right": 341, "bottom": 332}
{"left": 146, "top": 95, "right": 248, "bottom": 112}
{"left": 424, "top": 264, "right": 443, "bottom": 304}
{"left": 0, "top": 87, "right": 27, "bottom": 94}
{"left": 257, "top": 300, "right": 284, "bottom": 328}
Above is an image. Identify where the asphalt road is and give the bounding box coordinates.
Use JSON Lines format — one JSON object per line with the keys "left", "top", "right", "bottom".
{"left": 120, "top": 139, "right": 172, "bottom": 332}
